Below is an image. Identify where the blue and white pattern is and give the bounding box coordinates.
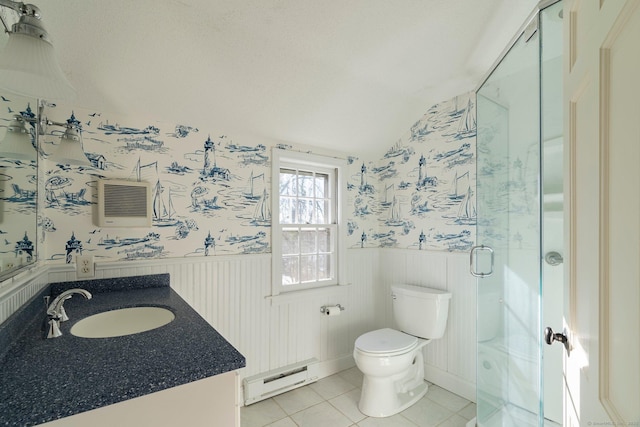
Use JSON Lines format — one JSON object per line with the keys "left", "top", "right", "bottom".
{"left": 0, "top": 95, "right": 38, "bottom": 265}
{"left": 346, "top": 93, "right": 476, "bottom": 251}
{"left": 40, "top": 91, "right": 476, "bottom": 262}
{"left": 41, "top": 106, "right": 275, "bottom": 261}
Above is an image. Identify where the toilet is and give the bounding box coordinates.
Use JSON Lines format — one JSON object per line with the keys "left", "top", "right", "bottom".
{"left": 353, "top": 284, "right": 452, "bottom": 417}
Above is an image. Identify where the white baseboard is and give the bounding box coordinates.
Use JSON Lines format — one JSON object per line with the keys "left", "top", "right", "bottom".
{"left": 424, "top": 365, "right": 476, "bottom": 403}
{"left": 238, "top": 354, "right": 356, "bottom": 407}
{"left": 315, "top": 354, "right": 355, "bottom": 379}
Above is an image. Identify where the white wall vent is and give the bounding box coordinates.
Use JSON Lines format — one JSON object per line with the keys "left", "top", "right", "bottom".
{"left": 97, "top": 179, "right": 152, "bottom": 227}
{"left": 243, "top": 358, "right": 319, "bottom": 405}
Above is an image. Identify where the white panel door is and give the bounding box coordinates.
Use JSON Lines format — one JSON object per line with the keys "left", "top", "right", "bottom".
{"left": 562, "top": 0, "right": 640, "bottom": 425}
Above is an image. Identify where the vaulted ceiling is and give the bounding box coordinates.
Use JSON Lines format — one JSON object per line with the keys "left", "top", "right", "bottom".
{"left": 37, "top": 0, "right": 538, "bottom": 155}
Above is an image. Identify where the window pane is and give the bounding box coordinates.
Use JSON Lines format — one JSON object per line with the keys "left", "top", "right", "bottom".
{"left": 314, "top": 199, "right": 329, "bottom": 224}
{"left": 318, "top": 254, "right": 331, "bottom": 281}
{"left": 300, "top": 255, "right": 317, "bottom": 282}
{"left": 317, "top": 228, "right": 331, "bottom": 252}
{"left": 282, "top": 255, "right": 299, "bottom": 285}
{"left": 315, "top": 173, "right": 329, "bottom": 199}
{"left": 282, "top": 229, "right": 299, "bottom": 255}
{"left": 297, "top": 199, "right": 314, "bottom": 223}
{"left": 279, "top": 197, "right": 295, "bottom": 224}
{"left": 280, "top": 169, "right": 297, "bottom": 196}
{"left": 300, "top": 228, "right": 316, "bottom": 254}
{"left": 297, "top": 171, "right": 314, "bottom": 197}
{"left": 276, "top": 156, "right": 340, "bottom": 290}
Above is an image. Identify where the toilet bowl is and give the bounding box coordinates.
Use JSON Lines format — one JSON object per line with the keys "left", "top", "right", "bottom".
{"left": 354, "top": 284, "right": 451, "bottom": 417}
{"left": 354, "top": 328, "right": 430, "bottom": 416}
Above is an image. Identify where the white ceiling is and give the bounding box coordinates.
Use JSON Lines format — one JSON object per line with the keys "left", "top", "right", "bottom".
{"left": 37, "top": 0, "right": 538, "bottom": 156}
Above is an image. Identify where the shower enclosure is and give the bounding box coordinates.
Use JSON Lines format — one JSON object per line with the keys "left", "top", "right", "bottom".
{"left": 472, "top": 1, "right": 563, "bottom": 426}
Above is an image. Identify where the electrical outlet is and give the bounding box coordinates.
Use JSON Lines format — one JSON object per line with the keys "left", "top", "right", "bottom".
{"left": 76, "top": 255, "right": 95, "bottom": 278}
{"left": 2, "top": 258, "right": 18, "bottom": 271}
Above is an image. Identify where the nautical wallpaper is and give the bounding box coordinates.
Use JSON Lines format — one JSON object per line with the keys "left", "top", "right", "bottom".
{"left": 0, "top": 94, "right": 37, "bottom": 271}
{"left": 350, "top": 92, "right": 476, "bottom": 251}
{"left": 30, "top": 91, "right": 476, "bottom": 264}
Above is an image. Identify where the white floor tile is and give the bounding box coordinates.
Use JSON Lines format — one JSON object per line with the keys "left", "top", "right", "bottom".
{"left": 436, "top": 414, "right": 470, "bottom": 427}
{"left": 290, "top": 401, "right": 353, "bottom": 427}
{"left": 241, "top": 398, "right": 288, "bottom": 427}
{"left": 309, "top": 374, "right": 356, "bottom": 400}
{"left": 357, "top": 413, "right": 418, "bottom": 426}
{"left": 328, "top": 388, "right": 366, "bottom": 423}
{"left": 241, "top": 368, "right": 476, "bottom": 427}
{"left": 401, "top": 397, "right": 454, "bottom": 427}
{"left": 426, "top": 385, "right": 471, "bottom": 413}
{"left": 267, "top": 417, "right": 298, "bottom": 427}
{"left": 273, "top": 386, "right": 325, "bottom": 415}
{"left": 338, "top": 366, "right": 364, "bottom": 388}
{"left": 457, "top": 403, "right": 476, "bottom": 421}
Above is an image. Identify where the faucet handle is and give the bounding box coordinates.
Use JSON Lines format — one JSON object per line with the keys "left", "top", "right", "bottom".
{"left": 47, "top": 318, "right": 62, "bottom": 338}
{"left": 58, "top": 306, "right": 69, "bottom": 322}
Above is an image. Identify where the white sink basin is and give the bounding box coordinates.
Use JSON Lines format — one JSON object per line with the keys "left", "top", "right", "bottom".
{"left": 70, "top": 306, "right": 175, "bottom": 338}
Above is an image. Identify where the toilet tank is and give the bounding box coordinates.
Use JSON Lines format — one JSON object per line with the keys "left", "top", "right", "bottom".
{"left": 391, "top": 284, "right": 452, "bottom": 339}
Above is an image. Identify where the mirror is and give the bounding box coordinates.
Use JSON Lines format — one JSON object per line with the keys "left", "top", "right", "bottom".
{"left": 0, "top": 89, "right": 38, "bottom": 281}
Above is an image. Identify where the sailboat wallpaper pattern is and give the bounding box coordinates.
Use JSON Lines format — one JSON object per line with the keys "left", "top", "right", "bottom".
{"left": 352, "top": 92, "right": 477, "bottom": 251}
{"left": 41, "top": 91, "right": 475, "bottom": 263}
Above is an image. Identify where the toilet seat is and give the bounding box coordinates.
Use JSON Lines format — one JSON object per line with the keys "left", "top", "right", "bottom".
{"left": 355, "top": 328, "right": 418, "bottom": 356}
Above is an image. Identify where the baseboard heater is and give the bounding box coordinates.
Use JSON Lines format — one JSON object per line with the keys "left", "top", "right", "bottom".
{"left": 243, "top": 358, "right": 319, "bottom": 405}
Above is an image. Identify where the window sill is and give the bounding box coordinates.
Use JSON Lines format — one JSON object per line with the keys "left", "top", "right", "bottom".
{"left": 266, "top": 283, "right": 352, "bottom": 305}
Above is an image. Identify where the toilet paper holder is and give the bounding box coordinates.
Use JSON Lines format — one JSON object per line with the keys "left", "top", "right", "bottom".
{"left": 320, "top": 304, "right": 345, "bottom": 314}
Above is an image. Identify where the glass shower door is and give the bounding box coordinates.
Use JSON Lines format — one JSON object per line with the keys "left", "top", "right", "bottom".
{"left": 474, "top": 17, "right": 542, "bottom": 427}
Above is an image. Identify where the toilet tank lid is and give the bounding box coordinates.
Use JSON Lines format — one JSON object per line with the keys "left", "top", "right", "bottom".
{"left": 391, "top": 284, "right": 452, "bottom": 299}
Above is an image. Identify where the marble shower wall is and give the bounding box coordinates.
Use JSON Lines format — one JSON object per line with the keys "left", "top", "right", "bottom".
{"left": 40, "top": 91, "right": 475, "bottom": 264}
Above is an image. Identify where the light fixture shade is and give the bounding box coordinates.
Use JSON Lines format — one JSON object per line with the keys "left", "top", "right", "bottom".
{"left": 0, "top": 116, "right": 35, "bottom": 160}
{"left": 48, "top": 127, "right": 90, "bottom": 166}
{"left": 0, "top": 16, "right": 75, "bottom": 100}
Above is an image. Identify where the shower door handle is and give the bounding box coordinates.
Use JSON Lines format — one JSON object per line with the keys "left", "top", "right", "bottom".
{"left": 470, "top": 245, "right": 494, "bottom": 278}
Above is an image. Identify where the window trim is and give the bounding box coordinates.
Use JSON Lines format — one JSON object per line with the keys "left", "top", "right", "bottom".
{"left": 271, "top": 148, "right": 347, "bottom": 296}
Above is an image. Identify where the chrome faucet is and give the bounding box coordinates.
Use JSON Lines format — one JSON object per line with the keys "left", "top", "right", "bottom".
{"left": 46, "top": 288, "right": 92, "bottom": 338}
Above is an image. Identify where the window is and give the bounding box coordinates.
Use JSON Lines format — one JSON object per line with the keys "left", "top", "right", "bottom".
{"left": 272, "top": 149, "right": 346, "bottom": 294}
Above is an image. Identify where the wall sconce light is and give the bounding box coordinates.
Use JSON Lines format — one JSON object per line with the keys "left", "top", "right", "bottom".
{"left": 43, "top": 111, "right": 91, "bottom": 166}
{"left": 0, "top": 114, "right": 35, "bottom": 160}
{"left": 0, "top": 0, "right": 75, "bottom": 100}
{"left": 48, "top": 123, "right": 90, "bottom": 166}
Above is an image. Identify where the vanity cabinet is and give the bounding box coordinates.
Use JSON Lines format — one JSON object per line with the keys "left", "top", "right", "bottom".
{"left": 0, "top": 275, "right": 245, "bottom": 426}
{"left": 41, "top": 370, "right": 239, "bottom": 427}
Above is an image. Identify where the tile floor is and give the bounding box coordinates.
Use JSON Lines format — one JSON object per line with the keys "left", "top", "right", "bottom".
{"left": 241, "top": 367, "right": 476, "bottom": 427}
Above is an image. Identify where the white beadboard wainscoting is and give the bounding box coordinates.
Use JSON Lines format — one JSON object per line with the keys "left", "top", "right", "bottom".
{"left": 0, "top": 248, "right": 476, "bottom": 403}
{"left": 38, "top": 250, "right": 381, "bottom": 400}
{"left": 0, "top": 266, "right": 50, "bottom": 326}
{"left": 377, "top": 249, "right": 477, "bottom": 402}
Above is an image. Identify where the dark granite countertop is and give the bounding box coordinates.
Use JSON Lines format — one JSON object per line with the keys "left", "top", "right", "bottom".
{"left": 0, "top": 274, "right": 245, "bottom": 426}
